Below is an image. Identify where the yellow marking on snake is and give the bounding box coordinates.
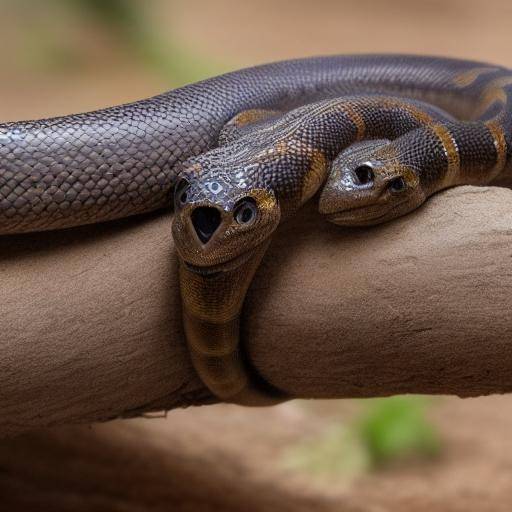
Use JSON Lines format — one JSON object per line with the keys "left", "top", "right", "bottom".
{"left": 452, "top": 67, "right": 500, "bottom": 88}
{"left": 187, "top": 162, "right": 202, "bottom": 173}
{"left": 274, "top": 139, "right": 294, "bottom": 156}
{"left": 476, "top": 76, "right": 512, "bottom": 117}
{"left": 402, "top": 104, "right": 435, "bottom": 125}
{"left": 377, "top": 97, "right": 435, "bottom": 125}
{"left": 430, "top": 124, "right": 460, "bottom": 186}
{"left": 340, "top": 104, "right": 366, "bottom": 140}
{"left": 251, "top": 189, "right": 277, "bottom": 210}
{"left": 268, "top": 139, "right": 328, "bottom": 202}
{"left": 339, "top": 97, "right": 437, "bottom": 143}
{"left": 485, "top": 120, "right": 507, "bottom": 176}
{"left": 397, "top": 164, "right": 421, "bottom": 188}
{"left": 231, "top": 109, "right": 276, "bottom": 127}
{"left": 302, "top": 147, "right": 328, "bottom": 201}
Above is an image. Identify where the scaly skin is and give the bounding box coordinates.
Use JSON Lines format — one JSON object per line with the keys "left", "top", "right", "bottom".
{"left": 319, "top": 70, "right": 512, "bottom": 225}
{"left": 1, "top": 55, "right": 511, "bottom": 405}
{"left": 171, "top": 95, "right": 484, "bottom": 405}
{"left": 0, "top": 55, "right": 506, "bottom": 234}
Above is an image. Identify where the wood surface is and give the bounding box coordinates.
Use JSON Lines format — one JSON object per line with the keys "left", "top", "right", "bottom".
{"left": 2, "top": 185, "right": 512, "bottom": 438}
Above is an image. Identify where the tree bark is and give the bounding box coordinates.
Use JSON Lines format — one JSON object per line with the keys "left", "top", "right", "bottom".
{"left": 2, "top": 185, "right": 512, "bottom": 438}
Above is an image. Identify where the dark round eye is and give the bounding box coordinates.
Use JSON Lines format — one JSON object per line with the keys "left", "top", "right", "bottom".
{"left": 208, "top": 181, "right": 222, "bottom": 194}
{"left": 354, "top": 164, "right": 374, "bottom": 185}
{"left": 234, "top": 198, "right": 258, "bottom": 225}
{"left": 174, "top": 178, "right": 190, "bottom": 207}
{"left": 388, "top": 176, "right": 407, "bottom": 193}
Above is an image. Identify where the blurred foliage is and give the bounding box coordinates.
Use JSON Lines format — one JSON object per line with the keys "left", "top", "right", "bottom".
{"left": 284, "top": 424, "right": 371, "bottom": 479}
{"left": 357, "top": 396, "right": 441, "bottom": 467}
{"left": 69, "top": 0, "right": 141, "bottom": 28}
{"left": 284, "top": 396, "right": 441, "bottom": 479}
{"left": 5, "top": 0, "right": 222, "bottom": 85}
{"left": 65, "top": 0, "right": 219, "bottom": 83}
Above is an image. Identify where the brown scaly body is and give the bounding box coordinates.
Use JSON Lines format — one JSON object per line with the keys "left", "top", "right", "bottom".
{"left": 1, "top": 56, "right": 511, "bottom": 405}
{"left": 319, "top": 72, "right": 512, "bottom": 225}
{"left": 171, "top": 94, "right": 498, "bottom": 405}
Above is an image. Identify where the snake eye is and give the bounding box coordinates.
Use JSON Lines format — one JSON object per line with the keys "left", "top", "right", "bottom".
{"left": 174, "top": 178, "right": 190, "bottom": 207}
{"left": 234, "top": 198, "right": 258, "bottom": 225}
{"left": 388, "top": 176, "right": 407, "bottom": 193}
{"left": 353, "top": 164, "right": 374, "bottom": 185}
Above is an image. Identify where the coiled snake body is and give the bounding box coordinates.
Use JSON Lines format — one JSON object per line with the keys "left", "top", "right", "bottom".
{"left": 1, "top": 56, "right": 511, "bottom": 405}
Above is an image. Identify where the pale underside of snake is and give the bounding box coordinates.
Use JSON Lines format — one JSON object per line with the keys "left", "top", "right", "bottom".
{"left": 1, "top": 55, "right": 511, "bottom": 405}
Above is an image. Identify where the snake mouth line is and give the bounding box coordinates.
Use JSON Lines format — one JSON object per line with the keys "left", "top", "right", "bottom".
{"left": 184, "top": 246, "right": 256, "bottom": 277}
{"left": 325, "top": 200, "right": 409, "bottom": 225}
{"left": 184, "top": 263, "right": 222, "bottom": 277}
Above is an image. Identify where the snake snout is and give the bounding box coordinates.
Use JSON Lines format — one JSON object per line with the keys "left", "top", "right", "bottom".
{"left": 191, "top": 206, "right": 222, "bottom": 244}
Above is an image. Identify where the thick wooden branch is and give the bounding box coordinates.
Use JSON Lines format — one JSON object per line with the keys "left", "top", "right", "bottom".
{"left": 2, "top": 185, "right": 512, "bottom": 437}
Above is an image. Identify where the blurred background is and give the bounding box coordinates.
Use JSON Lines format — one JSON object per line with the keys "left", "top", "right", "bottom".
{"left": 1, "top": 1, "right": 512, "bottom": 510}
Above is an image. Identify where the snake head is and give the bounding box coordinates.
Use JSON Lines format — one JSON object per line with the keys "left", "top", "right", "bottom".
{"left": 171, "top": 156, "right": 281, "bottom": 272}
{"left": 319, "top": 139, "right": 426, "bottom": 226}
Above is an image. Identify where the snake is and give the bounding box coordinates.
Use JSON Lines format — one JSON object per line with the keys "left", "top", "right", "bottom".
{"left": 319, "top": 71, "right": 512, "bottom": 226}
{"left": 1, "top": 55, "right": 511, "bottom": 405}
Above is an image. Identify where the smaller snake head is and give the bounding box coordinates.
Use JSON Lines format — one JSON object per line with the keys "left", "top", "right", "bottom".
{"left": 319, "top": 139, "right": 426, "bottom": 226}
{"left": 171, "top": 155, "right": 281, "bottom": 273}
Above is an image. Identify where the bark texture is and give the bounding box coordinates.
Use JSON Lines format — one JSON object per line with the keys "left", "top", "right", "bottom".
{"left": 2, "top": 185, "right": 512, "bottom": 437}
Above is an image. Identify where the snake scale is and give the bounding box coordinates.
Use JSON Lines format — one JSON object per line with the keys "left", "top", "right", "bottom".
{"left": 1, "top": 55, "right": 511, "bottom": 405}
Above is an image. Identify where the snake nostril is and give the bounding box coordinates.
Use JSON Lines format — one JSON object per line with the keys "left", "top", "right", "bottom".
{"left": 191, "top": 206, "right": 222, "bottom": 244}
{"left": 353, "top": 165, "right": 374, "bottom": 186}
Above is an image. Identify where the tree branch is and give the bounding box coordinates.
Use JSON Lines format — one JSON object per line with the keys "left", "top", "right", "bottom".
{"left": 2, "top": 185, "right": 512, "bottom": 437}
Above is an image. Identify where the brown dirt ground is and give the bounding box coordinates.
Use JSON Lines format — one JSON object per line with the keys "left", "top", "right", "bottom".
{"left": 2, "top": 1, "right": 512, "bottom": 510}
{"left": 1, "top": 397, "right": 512, "bottom": 511}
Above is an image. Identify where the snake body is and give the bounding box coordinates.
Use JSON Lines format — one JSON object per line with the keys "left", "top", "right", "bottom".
{"left": 1, "top": 55, "right": 511, "bottom": 405}
{"left": 319, "top": 76, "right": 512, "bottom": 225}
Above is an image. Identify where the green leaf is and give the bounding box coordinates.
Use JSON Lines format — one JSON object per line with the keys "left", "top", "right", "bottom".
{"left": 356, "top": 396, "right": 441, "bottom": 467}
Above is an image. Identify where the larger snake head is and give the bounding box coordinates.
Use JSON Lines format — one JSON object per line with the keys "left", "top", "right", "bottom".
{"left": 319, "top": 138, "right": 427, "bottom": 226}
{"left": 171, "top": 150, "right": 281, "bottom": 274}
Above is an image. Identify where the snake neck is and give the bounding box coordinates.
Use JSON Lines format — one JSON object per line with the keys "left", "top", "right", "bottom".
{"left": 178, "top": 239, "right": 285, "bottom": 406}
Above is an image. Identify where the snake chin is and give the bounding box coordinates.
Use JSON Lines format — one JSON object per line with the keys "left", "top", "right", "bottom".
{"left": 183, "top": 263, "right": 222, "bottom": 278}
{"left": 324, "top": 199, "right": 413, "bottom": 226}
